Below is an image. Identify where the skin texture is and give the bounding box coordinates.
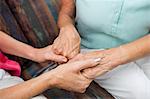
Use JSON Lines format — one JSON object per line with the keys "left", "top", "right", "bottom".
{"left": 0, "top": 59, "right": 99, "bottom": 99}
{"left": 58, "top": 0, "right": 150, "bottom": 79}
{"left": 1, "top": 0, "right": 150, "bottom": 97}
{"left": 70, "top": 34, "right": 150, "bottom": 79}
{"left": 0, "top": 31, "right": 99, "bottom": 98}
{"left": 52, "top": 25, "right": 81, "bottom": 59}
{"left": 0, "top": 31, "right": 67, "bottom": 63}
{"left": 52, "top": 0, "right": 81, "bottom": 59}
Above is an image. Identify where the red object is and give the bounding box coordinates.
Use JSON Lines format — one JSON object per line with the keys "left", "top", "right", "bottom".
{"left": 0, "top": 52, "right": 21, "bottom": 76}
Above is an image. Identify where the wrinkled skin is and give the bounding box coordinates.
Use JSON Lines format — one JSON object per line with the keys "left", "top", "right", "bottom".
{"left": 50, "top": 59, "right": 99, "bottom": 93}
{"left": 52, "top": 25, "right": 81, "bottom": 59}
{"left": 70, "top": 48, "right": 128, "bottom": 79}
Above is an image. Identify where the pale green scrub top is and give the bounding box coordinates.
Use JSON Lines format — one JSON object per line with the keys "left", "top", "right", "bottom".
{"left": 75, "top": 0, "right": 150, "bottom": 49}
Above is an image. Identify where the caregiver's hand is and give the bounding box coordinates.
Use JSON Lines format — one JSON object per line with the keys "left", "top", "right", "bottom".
{"left": 47, "top": 58, "right": 99, "bottom": 93}
{"left": 0, "top": 59, "right": 99, "bottom": 99}
{"left": 0, "top": 31, "right": 67, "bottom": 63}
{"left": 32, "top": 45, "right": 67, "bottom": 63}
{"left": 52, "top": 25, "right": 81, "bottom": 59}
{"left": 70, "top": 47, "right": 128, "bottom": 79}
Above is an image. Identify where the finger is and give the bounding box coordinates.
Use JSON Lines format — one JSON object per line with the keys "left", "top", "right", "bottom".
{"left": 52, "top": 38, "right": 63, "bottom": 54}
{"left": 63, "top": 41, "right": 80, "bottom": 58}
{"left": 85, "top": 50, "right": 105, "bottom": 59}
{"left": 94, "top": 66, "right": 111, "bottom": 77}
{"left": 82, "top": 71, "right": 96, "bottom": 79}
{"left": 67, "top": 49, "right": 80, "bottom": 59}
{"left": 68, "top": 54, "right": 84, "bottom": 63}
{"left": 74, "top": 58, "right": 101, "bottom": 71}
{"left": 67, "top": 43, "right": 80, "bottom": 58}
{"left": 52, "top": 43, "right": 59, "bottom": 53}
{"left": 99, "top": 57, "right": 110, "bottom": 65}
{"left": 48, "top": 53, "right": 67, "bottom": 63}
{"left": 52, "top": 45, "right": 63, "bottom": 55}
{"left": 62, "top": 44, "right": 69, "bottom": 57}
{"left": 85, "top": 63, "right": 111, "bottom": 78}
{"left": 62, "top": 39, "right": 71, "bottom": 57}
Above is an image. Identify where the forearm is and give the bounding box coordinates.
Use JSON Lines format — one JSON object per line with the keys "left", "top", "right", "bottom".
{"left": 0, "top": 72, "right": 55, "bottom": 99}
{"left": 120, "top": 34, "right": 150, "bottom": 63}
{"left": 58, "top": 0, "right": 75, "bottom": 28}
{"left": 81, "top": 35, "right": 150, "bottom": 79}
{"left": 0, "top": 31, "right": 36, "bottom": 60}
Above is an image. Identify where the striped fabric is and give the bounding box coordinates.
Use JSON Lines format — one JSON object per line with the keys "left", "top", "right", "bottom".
{"left": 0, "top": 0, "right": 114, "bottom": 98}
{"left": 1, "top": 0, "right": 61, "bottom": 79}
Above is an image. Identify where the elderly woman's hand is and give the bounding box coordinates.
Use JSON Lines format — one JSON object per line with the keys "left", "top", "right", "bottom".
{"left": 47, "top": 58, "right": 99, "bottom": 93}
{"left": 52, "top": 25, "right": 81, "bottom": 59}
{"left": 70, "top": 47, "right": 128, "bottom": 79}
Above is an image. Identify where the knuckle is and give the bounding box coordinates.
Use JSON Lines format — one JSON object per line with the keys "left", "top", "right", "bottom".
{"left": 52, "top": 45, "right": 57, "bottom": 50}
{"left": 74, "top": 54, "right": 83, "bottom": 60}
{"left": 57, "top": 48, "right": 62, "bottom": 53}
{"left": 54, "top": 48, "right": 62, "bottom": 54}
{"left": 80, "top": 83, "right": 88, "bottom": 89}
{"left": 79, "top": 89, "right": 86, "bottom": 93}
{"left": 84, "top": 83, "right": 90, "bottom": 89}
{"left": 78, "top": 53, "right": 83, "bottom": 57}
{"left": 63, "top": 51, "right": 68, "bottom": 56}
{"left": 80, "top": 82, "right": 85, "bottom": 87}
{"left": 84, "top": 83, "right": 90, "bottom": 88}
{"left": 77, "top": 83, "right": 88, "bottom": 93}
{"left": 68, "top": 53, "right": 75, "bottom": 59}
{"left": 84, "top": 69, "right": 93, "bottom": 75}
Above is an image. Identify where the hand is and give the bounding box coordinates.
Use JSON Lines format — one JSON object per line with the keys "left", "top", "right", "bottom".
{"left": 31, "top": 45, "right": 67, "bottom": 63}
{"left": 47, "top": 59, "right": 99, "bottom": 93}
{"left": 70, "top": 48, "right": 128, "bottom": 79}
{"left": 69, "top": 50, "right": 104, "bottom": 62}
{"left": 52, "top": 25, "right": 81, "bottom": 59}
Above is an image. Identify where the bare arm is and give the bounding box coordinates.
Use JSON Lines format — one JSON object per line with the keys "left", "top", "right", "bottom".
{"left": 90, "top": 34, "right": 150, "bottom": 78}
{"left": 71, "top": 34, "right": 150, "bottom": 79}
{"left": 0, "top": 31, "right": 67, "bottom": 63}
{"left": 52, "top": 0, "right": 81, "bottom": 59}
{"left": 0, "top": 72, "right": 54, "bottom": 99}
{"left": 0, "top": 31, "right": 36, "bottom": 60}
{"left": 58, "top": 0, "right": 75, "bottom": 28}
{"left": 0, "top": 59, "right": 98, "bottom": 99}
{"left": 120, "top": 34, "right": 150, "bottom": 62}
{"left": 0, "top": 31, "right": 35, "bottom": 59}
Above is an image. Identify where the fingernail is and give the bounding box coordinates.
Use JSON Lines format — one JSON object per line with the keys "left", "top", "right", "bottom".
{"left": 94, "top": 58, "right": 101, "bottom": 62}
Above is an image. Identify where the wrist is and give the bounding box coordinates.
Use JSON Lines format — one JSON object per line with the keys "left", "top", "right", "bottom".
{"left": 38, "top": 71, "right": 57, "bottom": 88}
{"left": 27, "top": 73, "right": 55, "bottom": 95}
{"left": 61, "top": 24, "right": 81, "bottom": 40}
{"left": 23, "top": 46, "right": 37, "bottom": 61}
{"left": 118, "top": 46, "right": 130, "bottom": 64}
{"left": 60, "top": 24, "right": 75, "bottom": 32}
{"left": 58, "top": 16, "right": 75, "bottom": 28}
{"left": 26, "top": 47, "right": 40, "bottom": 62}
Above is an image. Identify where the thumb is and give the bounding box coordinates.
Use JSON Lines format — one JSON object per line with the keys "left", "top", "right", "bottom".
{"left": 47, "top": 53, "right": 67, "bottom": 63}
{"left": 74, "top": 58, "right": 101, "bottom": 71}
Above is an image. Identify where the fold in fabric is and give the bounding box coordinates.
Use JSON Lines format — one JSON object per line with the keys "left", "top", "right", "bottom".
{"left": 0, "top": 52, "right": 21, "bottom": 76}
